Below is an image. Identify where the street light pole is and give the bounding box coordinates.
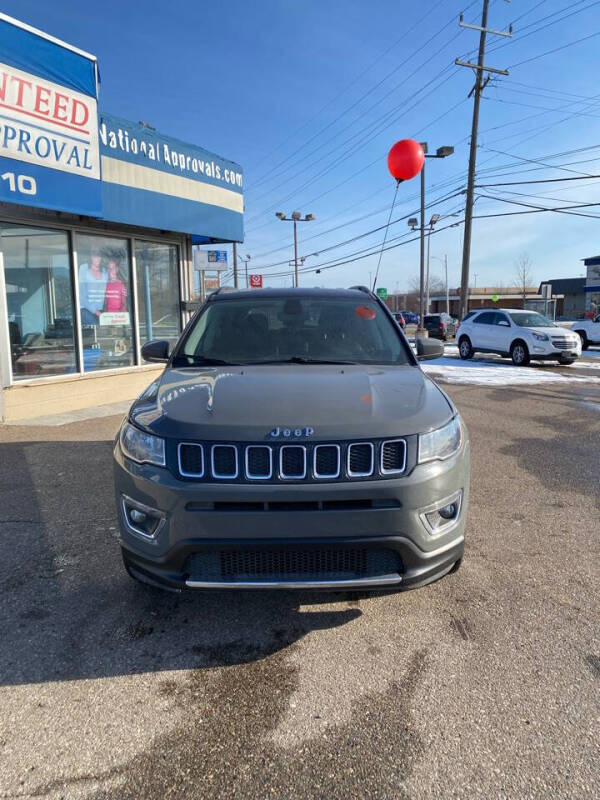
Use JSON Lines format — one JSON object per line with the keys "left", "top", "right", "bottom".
{"left": 445, "top": 254, "right": 449, "bottom": 315}
{"left": 275, "top": 211, "right": 315, "bottom": 288}
{"left": 419, "top": 159, "right": 426, "bottom": 331}
{"left": 425, "top": 214, "right": 440, "bottom": 314}
{"left": 426, "top": 226, "right": 432, "bottom": 314}
{"left": 416, "top": 143, "right": 453, "bottom": 333}
{"left": 238, "top": 254, "right": 251, "bottom": 288}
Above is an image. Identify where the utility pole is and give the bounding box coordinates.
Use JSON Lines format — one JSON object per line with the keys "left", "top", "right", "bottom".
{"left": 233, "top": 242, "right": 238, "bottom": 289}
{"left": 445, "top": 254, "right": 449, "bottom": 316}
{"left": 293, "top": 218, "right": 299, "bottom": 288}
{"left": 456, "top": 1, "right": 511, "bottom": 320}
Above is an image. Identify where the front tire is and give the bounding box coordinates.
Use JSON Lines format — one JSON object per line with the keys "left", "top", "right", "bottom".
{"left": 458, "top": 336, "right": 473, "bottom": 360}
{"left": 511, "top": 340, "right": 530, "bottom": 366}
{"left": 575, "top": 331, "right": 589, "bottom": 350}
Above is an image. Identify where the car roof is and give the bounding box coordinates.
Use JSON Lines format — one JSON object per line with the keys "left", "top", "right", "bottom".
{"left": 207, "top": 287, "right": 374, "bottom": 302}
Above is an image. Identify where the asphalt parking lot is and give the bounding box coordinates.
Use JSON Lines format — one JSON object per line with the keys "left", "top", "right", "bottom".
{"left": 1, "top": 358, "right": 599, "bottom": 799}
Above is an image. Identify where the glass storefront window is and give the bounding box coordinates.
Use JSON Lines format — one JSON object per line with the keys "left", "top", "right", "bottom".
{"left": 135, "top": 241, "right": 181, "bottom": 347}
{"left": 76, "top": 234, "right": 134, "bottom": 372}
{"left": 1, "top": 223, "right": 77, "bottom": 380}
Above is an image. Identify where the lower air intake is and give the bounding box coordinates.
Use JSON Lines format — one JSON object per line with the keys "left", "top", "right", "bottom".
{"left": 185, "top": 547, "right": 402, "bottom": 583}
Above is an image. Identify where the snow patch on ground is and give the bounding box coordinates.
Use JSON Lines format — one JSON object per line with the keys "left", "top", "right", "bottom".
{"left": 412, "top": 340, "right": 600, "bottom": 385}
{"left": 422, "top": 362, "right": 600, "bottom": 386}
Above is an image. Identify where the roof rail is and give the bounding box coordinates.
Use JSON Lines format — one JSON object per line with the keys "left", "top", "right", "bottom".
{"left": 210, "top": 286, "right": 238, "bottom": 296}
{"left": 349, "top": 285, "right": 373, "bottom": 295}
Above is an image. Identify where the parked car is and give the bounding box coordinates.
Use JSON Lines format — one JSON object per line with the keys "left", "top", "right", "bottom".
{"left": 457, "top": 308, "right": 581, "bottom": 366}
{"left": 572, "top": 314, "right": 600, "bottom": 349}
{"left": 424, "top": 313, "right": 457, "bottom": 341}
{"left": 114, "top": 286, "right": 469, "bottom": 593}
{"left": 392, "top": 311, "right": 405, "bottom": 329}
{"left": 401, "top": 310, "right": 419, "bottom": 325}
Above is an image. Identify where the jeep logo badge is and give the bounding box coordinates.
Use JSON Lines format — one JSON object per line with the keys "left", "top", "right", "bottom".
{"left": 269, "top": 427, "right": 314, "bottom": 438}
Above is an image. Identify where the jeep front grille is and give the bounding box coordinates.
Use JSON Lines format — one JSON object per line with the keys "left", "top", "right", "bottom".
{"left": 176, "top": 438, "right": 409, "bottom": 483}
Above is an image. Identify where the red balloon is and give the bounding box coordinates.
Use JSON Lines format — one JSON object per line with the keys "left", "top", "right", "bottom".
{"left": 387, "top": 139, "right": 425, "bottom": 181}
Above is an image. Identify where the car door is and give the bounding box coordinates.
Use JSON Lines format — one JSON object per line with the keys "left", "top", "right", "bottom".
{"left": 470, "top": 311, "right": 497, "bottom": 350}
{"left": 591, "top": 314, "right": 600, "bottom": 343}
{"left": 492, "top": 312, "right": 513, "bottom": 354}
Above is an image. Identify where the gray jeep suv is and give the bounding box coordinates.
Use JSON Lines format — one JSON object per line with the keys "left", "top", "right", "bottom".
{"left": 113, "top": 287, "right": 469, "bottom": 592}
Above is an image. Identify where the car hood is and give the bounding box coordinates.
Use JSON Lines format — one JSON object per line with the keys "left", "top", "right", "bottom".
{"left": 130, "top": 364, "right": 454, "bottom": 441}
{"left": 519, "top": 326, "right": 576, "bottom": 338}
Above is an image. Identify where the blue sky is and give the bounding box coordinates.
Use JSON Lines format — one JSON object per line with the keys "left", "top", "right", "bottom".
{"left": 5, "top": 0, "right": 600, "bottom": 292}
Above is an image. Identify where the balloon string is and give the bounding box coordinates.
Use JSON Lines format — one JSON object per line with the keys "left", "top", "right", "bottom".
{"left": 371, "top": 179, "right": 401, "bottom": 293}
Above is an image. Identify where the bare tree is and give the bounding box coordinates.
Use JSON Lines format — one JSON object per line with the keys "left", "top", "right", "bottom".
{"left": 407, "top": 273, "right": 446, "bottom": 296}
{"left": 514, "top": 253, "right": 533, "bottom": 308}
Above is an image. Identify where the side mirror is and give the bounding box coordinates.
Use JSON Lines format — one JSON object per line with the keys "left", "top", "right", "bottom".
{"left": 416, "top": 337, "right": 444, "bottom": 361}
{"left": 141, "top": 339, "right": 170, "bottom": 363}
{"left": 498, "top": 320, "right": 510, "bottom": 327}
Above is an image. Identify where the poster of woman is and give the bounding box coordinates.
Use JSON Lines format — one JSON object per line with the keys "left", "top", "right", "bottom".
{"left": 104, "top": 258, "right": 128, "bottom": 313}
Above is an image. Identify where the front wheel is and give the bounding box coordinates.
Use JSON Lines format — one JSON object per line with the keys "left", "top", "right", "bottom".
{"left": 458, "top": 337, "right": 473, "bottom": 360}
{"left": 511, "top": 341, "right": 530, "bottom": 366}
{"left": 575, "top": 331, "right": 589, "bottom": 350}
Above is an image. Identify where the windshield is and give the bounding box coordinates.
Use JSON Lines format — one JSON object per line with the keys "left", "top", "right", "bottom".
{"left": 508, "top": 311, "right": 556, "bottom": 328}
{"left": 174, "top": 296, "right": 411, "bottom": 366}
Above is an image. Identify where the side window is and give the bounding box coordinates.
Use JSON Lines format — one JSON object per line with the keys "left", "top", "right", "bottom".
{"left": 494, "top": 313, "right": 510, "bottom": 326}
{"left": 474, "top": 312, "right": 495, "bottom": 324}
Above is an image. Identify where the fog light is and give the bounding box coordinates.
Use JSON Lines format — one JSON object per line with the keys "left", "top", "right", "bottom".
{"left": 419, "top": 490, "right": 463, "bottom": 536}
{"left": 438, "top": 503, "right": 458, "bottom": 520}
{"left": 121, "top": 494, "right": 165, "bottom": 540}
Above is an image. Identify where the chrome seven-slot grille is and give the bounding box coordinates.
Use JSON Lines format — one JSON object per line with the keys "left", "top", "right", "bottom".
{"left": 551, "top": 336, "right": 578, "bottom": 350}
{"left": 177, "top": 438, "right": 407, "bottom": 483}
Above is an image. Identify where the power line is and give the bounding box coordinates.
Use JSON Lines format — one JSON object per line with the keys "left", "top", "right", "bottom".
{"left": 245, "top": 59, "right": 460, "bottom": 219}
{"left": 474, "top": 194, "right": 600, "bottom": 218}
{"left": 247, "top": 2, "right": 465, "bottom": 191}
{"left": 475, "top": 173, "right": 600, "bottom": 187}
{"left": 245, "top": 0, "right": 457, "bottom": 177}
{"left": 508, "top": 29, "right": 600, "bottom": 69}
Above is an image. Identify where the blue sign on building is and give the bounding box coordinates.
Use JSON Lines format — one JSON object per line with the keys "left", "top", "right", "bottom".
{"left": 0, "top": 14, "right": 243, "bottom": 243}
{"left": 99, "top": 113, "right": 243, "bottom": 242}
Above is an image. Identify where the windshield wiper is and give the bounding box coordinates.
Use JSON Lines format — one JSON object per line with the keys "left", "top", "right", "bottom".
{"left": 248, "top": 356, "right": 358, "bottom": 365}
{"left": 177, "top": 355, "right": 239, "bottom": 366}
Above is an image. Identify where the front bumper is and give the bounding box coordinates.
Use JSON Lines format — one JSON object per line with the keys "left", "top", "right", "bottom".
{"left": 529, "top": 342, "right": 581, "bottom": 360}
{"left": 114, "top": 438, "right": 470, "bottom": 592}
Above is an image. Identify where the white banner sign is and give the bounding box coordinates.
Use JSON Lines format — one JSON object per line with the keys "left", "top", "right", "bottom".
{"left": 193, "top": 248, "right": 228, "bottom": 271}
{"left": 99, "top": 311, "right": 130, "bottom": 326}
{"left": 0, "top": 61, "right": 100, "bottom": 179}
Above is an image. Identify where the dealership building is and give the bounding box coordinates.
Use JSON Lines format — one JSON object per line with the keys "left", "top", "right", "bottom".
{"left": 0, "top": 14, "right": 243, "bottom": 422}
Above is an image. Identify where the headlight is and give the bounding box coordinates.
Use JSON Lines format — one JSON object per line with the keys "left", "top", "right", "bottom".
{"left": 532, "top": 332, "right": 549, "bottom": 341}
{"left": 418, "top": 416, "right": 462, "bottom": 463}
{"left": 119, "top": 422, "right": 165, "bottom": 467}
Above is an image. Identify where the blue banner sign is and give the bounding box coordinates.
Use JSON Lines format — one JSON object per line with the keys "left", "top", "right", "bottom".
{"left": 99, "top": 113, "right": 243, "bottom": 242}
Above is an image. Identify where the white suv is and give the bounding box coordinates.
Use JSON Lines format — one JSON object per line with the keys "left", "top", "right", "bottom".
{"left": 457, "top": 309, "right": 582, "bottom": 366}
